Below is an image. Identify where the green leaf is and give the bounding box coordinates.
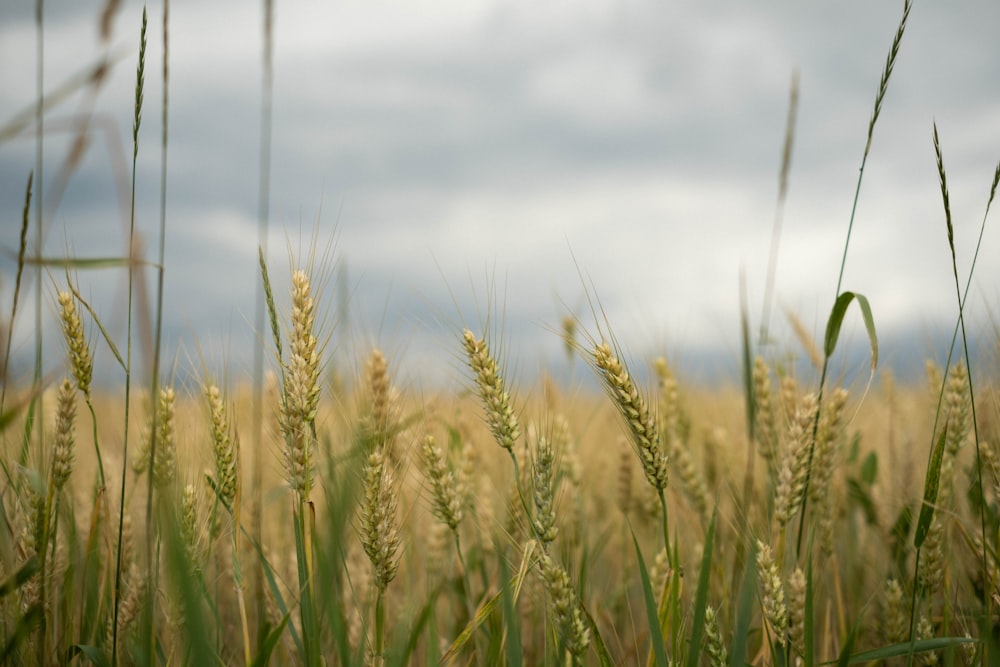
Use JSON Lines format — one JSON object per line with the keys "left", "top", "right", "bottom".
{"left": 836, "top": 616, "right": 860, "bottom": 667}
{"left": 804, "top": 554, "right": 814, "bottom": 667}
{"left": 686, "top": 509, "right": 716, "bottom": 667}
{"left": 823, "top": 291, "right": 878, "bottom": 376}
{"left": 632, "top": 529, "right": 669, "bottom": 667}
{"left": 20, "top": 255, "right": 157, "bottom": 270}
{"left": 835, "top": 637, "right": 975, "bottom": 664}
{"left": 390, "top": 591, "right": 436, "bottom": 667}
{"left": 915, "top": 423, "right": 949, "bottom": 548}
{"left": 443, "top": 540, "right": 536, "bottom": 664}
{"left": 0, "top": 556, "right": 39, "bottom": 598}
{"left": 69, "top": 644, "right": 112, "bottom": 667}
{"left": 2, "top": 604, "right": 42, "bottom": 661}
{"left": 846, "top": 478, "right": 879, "bottom": 526}
{"left": 498, "top": 554, "right": 523, "bottom": 667}
{"left": 860, "top": 450, "right": 878, "bottom": 485}
{"left": 251, "top": 614, "right": 290, "bottom": 667}
{"left": 730, "top": 543, "right": 757, "bottom": 667}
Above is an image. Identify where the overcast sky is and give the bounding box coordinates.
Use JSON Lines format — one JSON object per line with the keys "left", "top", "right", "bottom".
{"left": 2, "top": 1, "right": 999, "bottom": 389}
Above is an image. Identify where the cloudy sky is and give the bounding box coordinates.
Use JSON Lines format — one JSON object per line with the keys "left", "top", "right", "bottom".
{"left": 1, "top": 1, "right": 999, "bottom": 389}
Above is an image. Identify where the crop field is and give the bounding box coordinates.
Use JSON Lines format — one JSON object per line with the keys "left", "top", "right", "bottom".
{"left": 3, "top": 1, "right": 1000, "bottom": 665}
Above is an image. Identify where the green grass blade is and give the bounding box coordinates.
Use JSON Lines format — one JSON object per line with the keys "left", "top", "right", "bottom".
{"left": 66, "top": 281, "right": 126, "bottom": 370}
{"left": 389, "top": 592, "right": 436, "bottom": 667}
{"left": 632, "top": 529, "right": 669, "bottom": 667}
{"left": 1, "top": 604, "right": 42, "bottom": 661}
{"left": 68, "top": 644, "right": 112, "bottom": 667}
{"left": 498, "top": 550, "right": 523, "bottom": 667}
{"left": 0, "top": 555, "right": 39, "bottom": 598}
{"left": 836, "top": 617, "right": 860, "bottom": 667}
{"left": 823, "top": 291, "right": 878, "bottom": 376}
{"left": 578, "top": 598, "right": 616, "bottom": 667}
{"left": 730, "top": 540, "right": 757, "bottom": 667}
{"left": 685, "top": 509, "right": 717, "bottom": 667}
{"left": 838, "top": 637, "right": 974, "bottom": 664}
{"left": 250, "top": 612, "right": 290, "bottom": 667}
{"left": 915, "top": 423, "right": 948, "bottom": 548}
{"left": 258, "top": 246, "right": 283, "bottom": 361}
{"left": 804, "top": 552, "right": 814, "bottom": 667}
{"left": 443, "top": 540, "right": 536, "bottom": 663}
{"left": 19, "top": 255, "right": 156, "bottom": 270}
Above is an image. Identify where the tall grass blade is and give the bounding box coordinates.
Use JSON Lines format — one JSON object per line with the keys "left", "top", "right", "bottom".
{"left": 685, "top": 509, "right": 717, "bottom": 667}
{"left": 759, "top": 70, "right": 799, "bottom": 346}
{"left": 844, "top": 637, "right": 975, "bottom": 663}
{"left": 250, "top": 613, "right": 290, "bottom": 667}
{"left": 499, "top": 552, "right": 523, "bottom": 667}
{"left": 804, "top": 550, "right": 814, "bottom": 667}
{"left": 915, "top": 423, "right": 948, "bottom": 549}
{"left": 0, "top": 172, "right": 31, "bottom": 409}
{"left": 259, "top": 246, "right": 283, "bottom": 360}
{"left": 0, "top": 555, "right": 39, "bottom": 597}
{"left": 443, "top": 539, "right": 536, "bottom": 663}
{"left": 18, "top": 256, "right": 152, "bottom": 269}
{"left": 729, "top": 538, "right": 757, "bottom": 667}
{"left": 836, "top": 614, "right": 861, "bottom": 667}
{"left": 69, "top": 644, "right": 111, "bottom": 667}
{"left": 632, "top": 529, "right": 668, "bottom": 667}
{"left": 389, "top": 594, "right": 435, "bottom": 667}
{"left": 933, "top": 124, "right": 994, "bottom": 653}
{"left": 1, "top": 603, "right": 42, "bottom": 661}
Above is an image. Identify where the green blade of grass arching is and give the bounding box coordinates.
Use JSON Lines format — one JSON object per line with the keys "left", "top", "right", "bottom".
{"left": 796, "top": 289, "right": 878, "bottom": 552}
{"left": 685, "top": 509, "right": 717, "bottom": 667}
{"left": 823, "top": 291, "right": 878, "bottom": 379}
{"left": 632, "top": 529, "right": 669, "bottom": 667}
{"left": 68, "top": 644, "right": 111, "bottom": 667}
{"left": 66, "top": 281, "right": 125, "bottom": 370}
{"left": 915, "top": 423, "right": 948, "bottom": 549}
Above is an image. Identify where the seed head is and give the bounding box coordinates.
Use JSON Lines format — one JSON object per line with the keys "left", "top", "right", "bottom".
{"left": 58, "top": 291, "right": 92, "bottom": 397}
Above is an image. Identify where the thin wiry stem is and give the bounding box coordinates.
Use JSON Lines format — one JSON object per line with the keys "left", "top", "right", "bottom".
{"left": 114, "top": 10, "right": 145, "bottom": 663}
{"left": 33, "top": 4, "right": 45, "bottom": 659}
{"left": 143, "top": 0, "right": 169, "bottom": 659}
{"left": 929, "top": 124, "right": 995, "bottom": 659}
{"left": 798, "top": 0, "right": 911, "bottom": 555}
{"left": 0, "top": 173, "right": 32, "bottom": 415}
{"left": 251, "top": 0, "right": 275, "bottom": 637}
{"left": 759, "top": 70, "right": 799, "bottom": 346}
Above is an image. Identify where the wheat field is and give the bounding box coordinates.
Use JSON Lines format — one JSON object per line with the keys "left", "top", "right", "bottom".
{"left": 3, "top": 0, "right": 1000, "bottom": 665}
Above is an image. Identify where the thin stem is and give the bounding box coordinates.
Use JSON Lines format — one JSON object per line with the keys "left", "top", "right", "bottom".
{"left": 251, "top": 0, "right": 274, "bottom": 632}
{"left": 34, "top": 2, "right": 46, "bottom": 658}
{"left": 797, "top": 0, "right": 911, "bottom": 556}
{"left": 113, "top": 9, "right": 146, "bottom": 663}
{"left": 143, "top": 0, "right": 170, "bottom": 658}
